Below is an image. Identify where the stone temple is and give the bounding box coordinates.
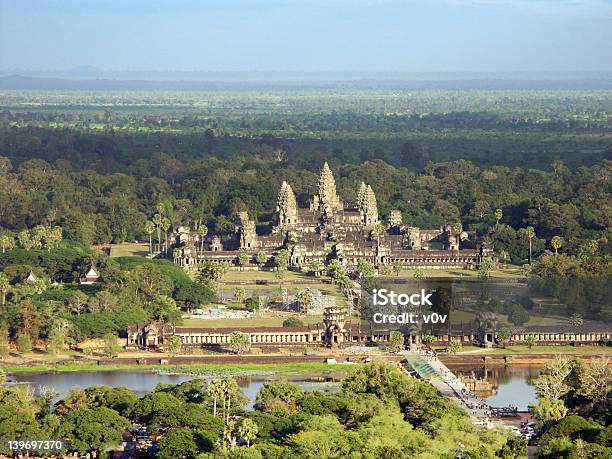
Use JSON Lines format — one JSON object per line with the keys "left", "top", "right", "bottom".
{"left": 172, "top": 162, "right": 489, "bottom": 271}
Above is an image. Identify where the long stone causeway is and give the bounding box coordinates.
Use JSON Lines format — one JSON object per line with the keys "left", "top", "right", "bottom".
{"left": 401, "top": 351, "right": 504, "bottom": 422}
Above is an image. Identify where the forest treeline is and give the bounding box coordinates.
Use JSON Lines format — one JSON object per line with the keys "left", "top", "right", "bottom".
{"left": 0, "top": 362, "right": 530, "bottom": 458}
{"left": 0, "top": 151, "right": 610, "bottom": 263}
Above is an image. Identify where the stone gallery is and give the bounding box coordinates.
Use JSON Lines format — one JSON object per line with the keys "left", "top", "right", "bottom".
{"left": 172, "top": 163, "right": 491, "bottom": 271}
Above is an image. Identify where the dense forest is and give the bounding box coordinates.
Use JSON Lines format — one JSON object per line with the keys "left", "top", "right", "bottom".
{"left": 0, "top": 90, "right": 610, "bottom": 262}
{"left": 0, "top": 361, "right": 528, "bottom": 458}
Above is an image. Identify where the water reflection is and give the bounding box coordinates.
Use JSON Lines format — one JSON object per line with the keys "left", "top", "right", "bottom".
{"left": 9, "top": 371, "right": 341, "bottom": 408}
{"left": 449, "top": 365, "right": 541, "bottom": 411}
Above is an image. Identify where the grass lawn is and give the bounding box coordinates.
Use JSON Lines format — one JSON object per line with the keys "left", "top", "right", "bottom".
{"left": 390, "top": 265, "right": 524, "bottom": 279}
{"left": 3, "top": 361, "right": 353, "bottom": 375}
{"left": 181, "top": 314, "right": 325, "bottom": 328}
{"left": 455, "top": 345, "right": 612, "bottom": 355}
{"left": 109, "top": 242, "right": 150, "bottom": 257}
{"left": 224, "top": 270, "right": 323, "bottom": 283}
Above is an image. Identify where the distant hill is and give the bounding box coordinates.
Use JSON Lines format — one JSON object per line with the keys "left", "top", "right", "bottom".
{"left": 1, "top": 74, "right": 612, "bottom": 91}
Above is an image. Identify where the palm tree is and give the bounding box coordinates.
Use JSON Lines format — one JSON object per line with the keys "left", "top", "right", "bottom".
{"left": 152, "top": 213, "right": 162, "bottom": 251}
{"left": 200, "top": 226, "right": 208, "bottom": 253}
{"left": 208, "top": 380, "right": 224, "bottom": 417}
{"left": 0, "top": 273, "right": 9, "bottom": 306}
{"left": 18, "top": 230, "right": 34, "bottom": 250}
{"left": 161, "top": 217, "right": 171, "bottom": 254}
{"left": 551, "top": 236, "right": 563, "bottom": 256}
{"left": 452, "top": 222, "right": 463, "bottom": 234}
{"left": 372, "top": 222, "right": 384, "bottom": 244}
{"left": 224, "top": 419, "right": 238, "bottom": 450}
{"left": 494, "top": 208, "right": 503, "bottom": 226}
{"left": 32, "top": 225, "right": 47, "bottom": 249}
{"left": 0, "top": 234, "right": 15, "bottom": 253}
{"left": 519, "top": 226, "right": 536, "bottom": 264}
{"left": 238, "top": 418, "right": 258, "bottom": 447}
{"left": 144, "top": 221, "right": 155, "bottom": 255}
{"left": 256, "top": 251, "right": 267, "bottom": 268}
{"left": 48, "top": 226, "right": 62, "bottom": 249}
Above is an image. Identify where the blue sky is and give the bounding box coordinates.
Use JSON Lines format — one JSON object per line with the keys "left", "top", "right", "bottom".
{"left": 1, "top": 0, "right": 611, "bottom": 72}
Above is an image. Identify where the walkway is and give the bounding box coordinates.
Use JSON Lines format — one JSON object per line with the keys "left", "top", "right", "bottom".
{"left": 402, "top": 350, "right": 493, "bottom": 421}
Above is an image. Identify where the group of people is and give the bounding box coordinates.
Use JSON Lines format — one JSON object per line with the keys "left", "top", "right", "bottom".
{"left": 417, "top": 348, "right": 439, "bottom": 360}
{"left": 458, "top": 388, "right": 492, "bottom": 416}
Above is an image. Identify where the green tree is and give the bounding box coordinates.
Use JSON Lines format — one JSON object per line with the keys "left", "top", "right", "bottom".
{"left": 56, "top": 407, "right": 131, "bottom": 457}
{"left": 496, "top": 435, "right": 527, "bottom": 459}
{"left": 224, "top": 419, "right": 238, "bottom": 450}
{"left": 534, "top": 356, "right": 573, "bottom": 400}
{"left": 507, "top": 304, "right": 529, "bottom": 326}
{"left": 391, "top": 260, "right": 403, "bottom": 277}
{"left": 67, "top": 290, "right": 89, "bottom": 316}
{"left": 447, "top": 340, "right": 462, "bottom": 355}
{"left": 283, "top": 317, "right": 304, "bottom": 327}
{"left": 174, "top": 281, "right": 213, "bottom": 314}
{"left": 198, "top": 261, "right": 229, "bottom": 292}
{"left": 168, "top": 335, "right": 182, "bottom": 356}
{"left": 519, "top": 226, "right": 536, "bottom": 264}
{"left": 234, "top": 286, "right": 246, "bottom": 305}
{"left": 529, "top": 398, "right": 568, "bottom": 425}
{"left": 494, "top": 208, "right": 503, "bottom": 226}
{"left": 255, "top": 380, "right": 304, "bottom": 416}
{"left": 0, "top": 386, "right": 44, "bottom": 439}
{"left": 478, "top": 257, "right": 496, "bottom": 279}
{"left": 0, "top": 272, "right": 9, "bottom": 305}
{"left": 0, "top": 233, "right": 15, "bottom": 253}
{"left": 497, "top": 327, "right": 512, "bottom": 348}
{"left": 389, "top": 330, "right": 404, "bottom": 352}
{"left": 372, "top": 222, "right": 385, "bottom": 244}
{"left": 255, "top": 251, "right": 267, "bottom": 268}
{"left": 208, "top": 380, "right": 224, "bottom": 417}
{"left": 230, "top": 332, "right": 251, "bottom": 354}
{"left": 238, "top": 250, "right": 249, "bottom": 267}
{"left": 47, "top": 322, "right": 67, "bottom": 354}
{"left": 308, "top": 259, "right": 321, "bottom": 275}
{"left": 274, "top": 249, "right": 289, "bottom": 288}
{"left": 551, "top": 235, "right": 564, "bottom": 256}
{"left": 16, "top": 333, "right": 32, "bottom": 353}
{"left": 103, "top": 332, "right": 120, "bottom": 358}
{"left": 356, "top": 259, "right": 376, "bottom": 279}
{"left": 423, "top": 335, "right": 435, "bottom": 350}
{"left": 525, "top": 335, "right": 537, "bottom": 351}
{"left": 238, "top": 418, "right": 258, "bottom": 448}
{"left": 0, "top": 325, "right": 10, "bottom": 358}
{"left": 156, "top": 428, "right": 199, "bottom": 459}
{"left": 145, "top": 221, "right": 155, "bottom": 255}
{"left": 568, "top": 313, "right": 583, "bottom": 326}
{"left": 161, "top": 217, "right": 171, "bottom": 254}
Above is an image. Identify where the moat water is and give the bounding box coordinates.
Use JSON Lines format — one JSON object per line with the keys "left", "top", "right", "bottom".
{"left": 9, "top": 365, "right": 540, "bottom": 410}
{"left": 9, "top": 370, "right": 341, "bottom": 408}
{"left": 451, "top": 365, "right": 541, "bottom": 411}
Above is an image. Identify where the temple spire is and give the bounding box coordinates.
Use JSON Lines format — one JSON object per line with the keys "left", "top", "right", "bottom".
{"left": 359, "top": 184, "right": 379, "bottom": 225}
{"left": 317, "top": 162, "right": 342, "bottom": 213}
{"left": 277, "top": 180, "right": 298, "bottom": 225}
{"left": 356, "top": 181, "right": 367, "bottom": 208}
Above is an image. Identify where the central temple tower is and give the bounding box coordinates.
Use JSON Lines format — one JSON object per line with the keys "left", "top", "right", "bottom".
{"left": 316, "top": 162, "right": 343, "bottom": 215}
